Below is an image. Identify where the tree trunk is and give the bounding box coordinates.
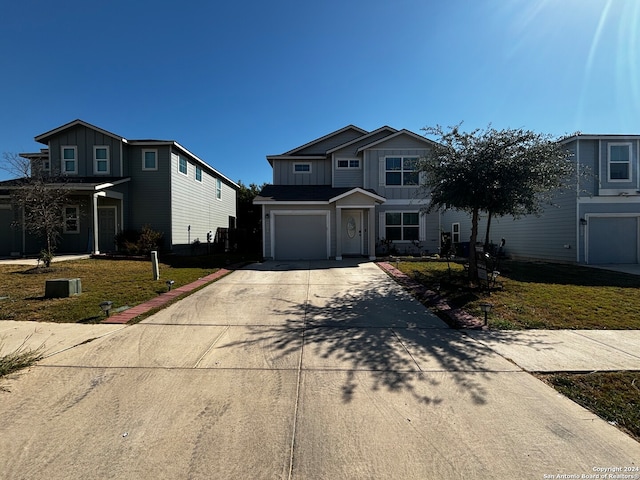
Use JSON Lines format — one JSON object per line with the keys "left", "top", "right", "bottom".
{"left": 468, "top": 208, "right": 479, "bottom": 282}
{"left": 484, "top": 211, "right": 493, "bottom": 251}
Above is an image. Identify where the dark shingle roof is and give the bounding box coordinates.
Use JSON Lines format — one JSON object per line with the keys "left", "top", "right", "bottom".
{"left": 254, "top": 185, "right": 382, "bottom": 202}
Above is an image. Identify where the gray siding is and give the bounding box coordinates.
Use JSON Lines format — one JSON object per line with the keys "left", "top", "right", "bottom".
{"left": 127, "top": 145, "right": 172, "bottom": 247}
{"left": 293, "top": 129, "right": 365, "bottom": 155}
{"left": 47, "top": 125, "right": 124, "bottom": 177}
{"left": 376, "top": 204, "right": 440, "bottom": 256}
{"left": 170, "top": 150, "right": 237, "bottom": 251}
{"left": 272, "top": 159, "right": 331, "bottom": 185}
{"left": 329, "top": 130, "right": 396, "bottom": 157}
{"left": 364, "top": 148, "right": 430, "bottom": 200}
{"left": 598, "top": 138, "right": 639, "bottom": 191}
{"left": 333, "top": 155, "right": 363, "bottom": 188}
{"left": 442, "top": 188, "right": 578, "bottom": 263}
{"left": 573, "top": 140, "right": 599, "bottom": 196}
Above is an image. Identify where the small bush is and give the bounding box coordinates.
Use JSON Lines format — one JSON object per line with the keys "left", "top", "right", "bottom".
{"left": 115, "top": 225, "right": 164, "bottom": 255}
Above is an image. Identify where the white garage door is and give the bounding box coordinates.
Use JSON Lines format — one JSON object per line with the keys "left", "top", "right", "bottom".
{"left": 274, "top": 214, "right": 328, "bottom": 260}
{"left": 588, "top": 216, "right": 639, "bottom": 264}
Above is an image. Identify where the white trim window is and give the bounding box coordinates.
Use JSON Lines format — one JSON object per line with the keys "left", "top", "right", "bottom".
{"left": 178, "top": 156, "right": 188, "bottom": 175}
{"left": 608, "top": 143, "right": 632, "bottom": 181}
{"left": 215, "top": 178, "right": 222, "bottom": 199}
{"left": 385, "top": 157, "right": 418, "bottom": 186}
{"left": 63, "top": 205, "right": 80, "bottom": 234}
{"left": 94, "top": 146, "right": 110, "bottom": 175}
{"left": 61, "top": 146, "right": 78, "bottom": 175}
{"left": 293, "top": 162, "right": 311, "bottom": 173}
{"left": 142, "top": 149, "right": 158, "bottom": 171}
{"left": 385, "top": 212, "right": 419, "bottom": 241}
{"left": 452, "top": 223, "right": 460, "bottom": 243}
{"left": 195, "top": 165, "right": 202, "bottom": 182}
{"left": 337, "top": 159, "right": 360, "bottom": 169}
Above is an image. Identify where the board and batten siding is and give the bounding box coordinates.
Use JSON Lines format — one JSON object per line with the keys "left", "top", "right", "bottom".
{"left": 170, "top": 151, "right": 237, "bottom": 250}
{"left": 363, "top": 149, "right": 430, "bottom": 200}
{"left": 293, "top": 130, "right": 365, "bottom": 155}
{"left": 272, "top": 159, "right": 332, "bottom": 185}
{"left": 47, "top": 125, "right": 123, "bottom": 176}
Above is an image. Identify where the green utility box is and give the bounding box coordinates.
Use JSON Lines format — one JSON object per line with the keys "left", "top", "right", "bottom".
{"left": 45, "top": 278, "right": 82, "bottom": 298}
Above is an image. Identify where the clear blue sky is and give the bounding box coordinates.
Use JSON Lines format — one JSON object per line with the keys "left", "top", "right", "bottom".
{"left": 1, "top": 0, "right": 638, "bottom": 186}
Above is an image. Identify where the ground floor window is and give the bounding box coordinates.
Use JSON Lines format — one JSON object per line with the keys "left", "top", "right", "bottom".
{"left": 63, "top": 206, "right": 80, "bottom": 234}
{"left": 385, "top": 212, "right": 419, "bottom": 241}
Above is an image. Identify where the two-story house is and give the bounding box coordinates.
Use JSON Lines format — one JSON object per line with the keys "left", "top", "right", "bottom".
{"left": 254, "top": 125, "right": 440, "bottom": 260}
{"left": 0, "top": 119, "right": 238, "bottom": 257}
{"left": 441, "top": 134, "right": 640, "bottom": 265}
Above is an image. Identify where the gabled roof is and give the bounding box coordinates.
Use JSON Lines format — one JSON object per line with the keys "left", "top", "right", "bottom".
{"left": 283, "top": 125, "right": 368, "bottom": 155}
{"left": 254, "top": 185, "right": 384, "bottom": 204}
{"left": 356, "top": 129, "right": 437, "bottom": 153}
{"left": 326, "top": 126, "right": 398, "bottom": 154}
{"left": 35, "top": 119, "right": 125, "bottom": 144}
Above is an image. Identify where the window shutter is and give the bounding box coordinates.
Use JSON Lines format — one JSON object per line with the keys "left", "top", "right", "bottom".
{"left": 379, "top": 158, "right": 385, "bottom": 186}
{"left": 379, "top": 212, "right": 386, "bottom": 239}
{"left": 419, "top": 212, "right": 427, "bottom": 242}
{"left": 419, "top": 171, "right": 427, "bottom": 185}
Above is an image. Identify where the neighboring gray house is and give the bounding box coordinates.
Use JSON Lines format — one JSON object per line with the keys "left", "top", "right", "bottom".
{"left": 442, "top": 134, "right": 640, "bottom": 265}
{"left": 254, "top": 125, "right": 440, "bottom": 260}
{"left": 0, "top": 119, "right": 238, "bottom": 256}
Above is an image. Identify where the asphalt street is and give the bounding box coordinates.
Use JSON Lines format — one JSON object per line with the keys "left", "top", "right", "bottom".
{"left": 0, "top": 260, "right": 638, "bottom": 479}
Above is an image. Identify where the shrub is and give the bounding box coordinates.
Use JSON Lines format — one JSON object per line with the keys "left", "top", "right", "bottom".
{"left": 115, "top": 225, "right": 164, "bottom": 255}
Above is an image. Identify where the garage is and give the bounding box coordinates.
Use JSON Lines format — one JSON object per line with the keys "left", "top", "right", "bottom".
{"left": 273, "top": 213, "right": 329, "bottom": 260}
{"left": 588, "top": 216, "right": 639, "bottom": 264}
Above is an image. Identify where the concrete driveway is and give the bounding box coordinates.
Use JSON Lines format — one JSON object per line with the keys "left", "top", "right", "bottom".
{"left": 0, "top": 260, "right": 638, "bottom": 479}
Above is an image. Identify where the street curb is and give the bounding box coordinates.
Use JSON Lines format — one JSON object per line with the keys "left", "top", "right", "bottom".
{"left": 376, "top": 262, "right": 484, "bottom": 330}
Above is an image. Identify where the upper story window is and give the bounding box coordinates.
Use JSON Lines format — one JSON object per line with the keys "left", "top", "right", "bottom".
{"left": 337, "top": 159, "right": 360, "bottom": 169}
{"left": 195, "top": 165, "right": 202, "bottom": 182}
{"left": 94, "top": 146, "right": 110, "bottom": 174}
{"left": 142, "top": 149, "right": 157, "bottom": 171}
{"left": 61, "top": 146, "right": 77, "bottom": 175}
{"left": 385, "top": 157, "right": 418, "bottom": 186}
{"left": 608, "top": 143, "right": 632, "bottom": 181}
{"left": 63, "top": 205, "right": 80, "bottom": 234}
{"left": 215, "top": 178, "right": 222, "bottom": 199}
{"left": 179, "top": 156, "right": 188, "bottom": 175}
{"left": 293, "top": 163, "right": 311, "bottom": 173}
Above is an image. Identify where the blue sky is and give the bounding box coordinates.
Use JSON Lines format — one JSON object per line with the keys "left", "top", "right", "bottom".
{"left": 1, "top": 0, "right": 638, "bottom": 186}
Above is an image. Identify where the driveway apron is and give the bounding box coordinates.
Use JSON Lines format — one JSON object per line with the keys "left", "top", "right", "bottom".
{"left": 0, "top": 260, "right": 637, "bottom": 479}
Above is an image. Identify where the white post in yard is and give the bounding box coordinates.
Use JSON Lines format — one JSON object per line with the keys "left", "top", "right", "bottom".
{"left": 151, "top": 250, "right": 160, "bottom": 280}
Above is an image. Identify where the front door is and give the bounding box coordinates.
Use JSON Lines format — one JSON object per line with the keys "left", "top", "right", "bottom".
{"left": 98, "top": 207, "right": 117, "bottom": 253}
{"left": 342, "top": 210, "right": 362, "bottom": 256}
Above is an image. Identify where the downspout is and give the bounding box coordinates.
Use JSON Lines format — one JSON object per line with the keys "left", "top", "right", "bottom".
{"left": 92, "top": 192, "right": 99, "bottom": 254}
{"left": 575, "top": 139, "right": 581, "bottom": 263}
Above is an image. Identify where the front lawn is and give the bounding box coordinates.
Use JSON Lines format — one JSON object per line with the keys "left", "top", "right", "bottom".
{"left": 0, "top": 255, "right": 237, "bottom": 323}
{"left": 398, "top": 260, "right": 640, "bottom": 329}
{"left": 538, "top": 372, "right": 640, "bottom": 443}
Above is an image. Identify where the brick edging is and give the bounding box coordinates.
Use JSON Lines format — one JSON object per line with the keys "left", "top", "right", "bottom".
{"left": 376, "top": 262, "right": 484, "bottom": 330}
{"left": 101, "top": 268, "right": 233, "bottom": 324}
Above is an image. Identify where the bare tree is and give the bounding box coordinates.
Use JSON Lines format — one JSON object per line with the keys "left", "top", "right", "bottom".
{"left": 2, "top": 152, "right": 71, "bottom": 267}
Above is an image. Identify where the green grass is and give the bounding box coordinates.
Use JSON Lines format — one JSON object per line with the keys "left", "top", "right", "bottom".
{"left": 399, "top": 260, "right": 640, "bottom": 329}
{"left": 0, "top": 255, "right": 245, "bottom": 324}
{"left": 538, "top": 372, "right": 640, "bottom": 442}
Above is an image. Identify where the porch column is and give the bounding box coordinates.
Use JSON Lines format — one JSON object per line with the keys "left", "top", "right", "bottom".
{"left": 368, "top": 207, "right": 376, "bottom": 260}
{"left": 92, "top": 193, "right": 100, "bottom": 254}
{"left": 335, "top": 207, "right": 342, "bottom": 261}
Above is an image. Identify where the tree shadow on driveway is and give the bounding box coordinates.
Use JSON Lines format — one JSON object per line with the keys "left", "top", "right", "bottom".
{"left": 221, "top": 284, "right": 560, "bottom": 406}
